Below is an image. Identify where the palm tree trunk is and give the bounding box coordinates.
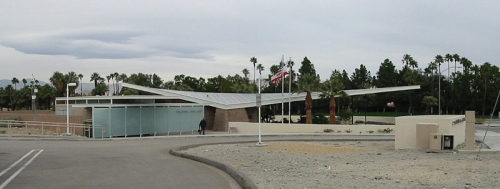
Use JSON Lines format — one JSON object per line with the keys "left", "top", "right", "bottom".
{"left": 329, "top": 96, "right": 336, "bottom": 124}
{"left": 306, "top": 92, "right": 313, "bottom": 124}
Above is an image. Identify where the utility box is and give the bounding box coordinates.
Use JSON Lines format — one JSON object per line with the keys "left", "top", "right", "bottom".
{"left": 429, "top": 133, "right": 442, "bottom": 150}
{"left": 442, "top": 135, "right": 454, "bottom": 150}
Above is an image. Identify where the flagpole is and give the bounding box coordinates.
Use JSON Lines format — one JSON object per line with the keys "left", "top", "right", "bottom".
{"left": 281, "top": 56, "right": 284, "bottom": 124}
{"left": 288, "top": 57, "right": 292, "bottom": 124}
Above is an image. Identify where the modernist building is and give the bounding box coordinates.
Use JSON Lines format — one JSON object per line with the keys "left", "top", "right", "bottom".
{"left": 55, "top": 83, "right": 419, "bottom": 137}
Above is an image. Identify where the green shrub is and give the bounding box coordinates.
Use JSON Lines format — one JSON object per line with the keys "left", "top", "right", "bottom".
{"left": 345, "top": 129, "right": 352, "bottom": 133}
{"left": 338, "top": 109, "right": 353, "bottom": 124}
{"left": 0, "top": 130, "right": 6, "bottom": 134}
{"left": 323, "top": 129, "right": 334, "bottom": 133}
{"left": 377, "top": 128, "right": 394, "bottom": 133}
{"left": 313, "top": 114, "right": 328, "bottom": 124}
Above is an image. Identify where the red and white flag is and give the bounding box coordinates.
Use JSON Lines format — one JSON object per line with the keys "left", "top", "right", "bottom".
{"left": 270, "top": 61, "right": 289, "bottom": 84}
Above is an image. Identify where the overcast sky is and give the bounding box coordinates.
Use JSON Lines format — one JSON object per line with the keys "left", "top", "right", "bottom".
{"left": 1, "top": 1, "right": 499, "bottom": 84}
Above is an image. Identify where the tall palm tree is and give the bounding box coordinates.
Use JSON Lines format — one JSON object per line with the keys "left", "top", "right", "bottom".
{"left": 66, "top": 71, "right": 79, "bottom": 96}
{"left": 320, "top": 71, "right": 348, "bottom": 124}
{"left": 90, "top": 72, "right": 102, "bottom": 88}
{"left": 452, "top": 54, "right": 460, "bottom": 73}
{"left": 22, "top": 78, "right": 27, "bottom": 87}
{"left": 445, "top": 53, "right": 453, "bottom": 78}
{"left": 50, "top": 71, "right": 65, "bottom": 97}
{"left": 422, "top": 96, "right": 438, "bottom": 114}
{"left": 250, "top": 57, "right": 257, "bottom": 85}
{"left": 11, "top": 77, "right": 19, "bottom": 90}
{"left": 460, "top": 57, "right": 472, "bottom": 73}
{"left": 242, "top": 68, "right": 250, "bottom": 82}
{"left": 256, "top": 64, "right": 264, "bottom": 77}
{"left": 296, "top": 73, "right": 321, "bottom": 124}
{"left": 78, "top": 74, "right": 84, "bottom": 96}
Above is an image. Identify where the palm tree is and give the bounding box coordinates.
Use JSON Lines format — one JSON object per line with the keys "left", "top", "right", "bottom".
{"left": 242, "top": 68, "right": 250, "bottom": 83}
{"left": 250, "top": 57, "right": 257, "bottom": 85}
{"left": 78, "top": 74, "right": 84, "bottom": 96}
{"left": 256, "top": 64, "right": 264, "bottom": 76}
{"left": 422, "top": 96, "right": 438, "bottom": 114}
{"left": 296, "top": 73, "right": 321, "bottom": 124}
{"left": 50, "top": 72, "right": 65, "bottom": 97}
{"left": 320, "top": 71, "right": 348, "bottom": 124}
{"left": 22, "top": 78, "right": 27, "bottom": 87}
{"left": 445, "top": 53, "right": 453, "bottom": 78}
{"left": 460, "top": 57, "right": 472, "bottom": 73}
{"left": 452, "top": 54, "right": 460, "bottom": 73}
{"left": 90, "top": 72, "right": 102, "bottom": 88}
{"left": 66, "top": 71, "right": 79, "bottom": 96}
{"left": 11, "top": 77, "right": 19, "bottom": 90}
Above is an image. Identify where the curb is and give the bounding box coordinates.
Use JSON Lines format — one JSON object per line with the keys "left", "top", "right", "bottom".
{"left": 170, "top": 142, "right": 257, "bottom": 189}
{"left": 169, "top": 138, "right": 394, "bottom": 189}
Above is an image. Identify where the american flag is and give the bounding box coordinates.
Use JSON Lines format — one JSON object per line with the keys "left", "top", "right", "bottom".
{"left": 270, "top": 61, "right": 289, "bottom": 84}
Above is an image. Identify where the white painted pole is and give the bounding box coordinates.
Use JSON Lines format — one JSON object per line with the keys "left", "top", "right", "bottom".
{"left": 66, "top": 84, "right": 69, "bottom": 134}
{"left": 288, "top": 64, "right": 292, "bottom": 124}
{"left": 258, "top": 75, "right": 263, "bottom": 145}
{"left": 281, "top": 71, "right": 284, "bottom": 124}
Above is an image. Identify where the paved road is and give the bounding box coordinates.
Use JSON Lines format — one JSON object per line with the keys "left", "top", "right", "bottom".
{"left": 0, "top": 135, "right": 393, "bottom": 189}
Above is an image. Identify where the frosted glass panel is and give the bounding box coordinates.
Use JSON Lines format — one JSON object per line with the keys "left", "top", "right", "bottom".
{"left": 110, "top": 108, "right": 126, "bottom": 137}
{"left": 92, "top": 106, "right": 203, "bottom": 137}
{"left": 155, "top": 107, "right": 169, "bottom": 134}
{"left": 141, "top": 107, "right": 155, "bottom": 135}
{"left": 126, "top": 107, "right": 141, "bottom": 136}
{"left": 94, "top": 108, "right": 110, "bottom": 138}
{"left": 168, "top": 107, "right": 203, "bottom": 133}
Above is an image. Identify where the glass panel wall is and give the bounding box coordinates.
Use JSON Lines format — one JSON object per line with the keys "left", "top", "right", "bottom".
{"left": 92, "top": 106, "right": 203, "bottom": 137}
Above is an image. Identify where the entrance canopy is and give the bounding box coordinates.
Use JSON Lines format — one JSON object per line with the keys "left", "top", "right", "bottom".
{"left": 122, "top": 83, "right": 420, "bottom": 110}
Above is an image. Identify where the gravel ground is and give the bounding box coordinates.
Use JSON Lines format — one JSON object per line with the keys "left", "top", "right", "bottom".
{"left": 182, "top": 141, "right": 500, "bottom": 189}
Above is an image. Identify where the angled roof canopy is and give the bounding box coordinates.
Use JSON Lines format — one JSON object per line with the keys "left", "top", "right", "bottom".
{"left": 122, "top": 83, "right": 420, "bottom": 110}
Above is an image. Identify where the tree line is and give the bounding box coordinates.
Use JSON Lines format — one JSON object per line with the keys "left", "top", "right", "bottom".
{"left": 1, "top": 53, "right": 498, "bottom": 123}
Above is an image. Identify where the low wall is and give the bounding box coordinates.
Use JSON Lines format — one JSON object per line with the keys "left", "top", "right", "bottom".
{"left": 228, "top": 122, "right": 395, "bottom": 134}
{"left": 0, "top": 111, "right": 86, "bottom": 136}
{"left": 273, "top": 115, "right": 395, "bottom": 124}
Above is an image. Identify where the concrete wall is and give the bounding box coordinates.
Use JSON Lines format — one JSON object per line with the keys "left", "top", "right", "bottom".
{"left": 213, "top": 107, "right": 258, "bottom": 131}
{"left": 228, "top": 122, "right": 394, "bottom": 134}
{"left": 395, "top": 115, "right": 465, "bottom": 149}
{"left": 273, "top": 115, "right": 396, "bottom": 124}
{"left": 0, "top": 111, "right": 86, "bottom": 136}
{"left": 204, "top": 106, "right": 216, "bottom": 130}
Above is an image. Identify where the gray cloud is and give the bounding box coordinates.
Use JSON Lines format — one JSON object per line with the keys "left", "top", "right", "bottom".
{"left": 0, "top": 0, "right": 499, "bottom": 83}
{"left": 1, "top": 28, "right": 214, "bottom": 60}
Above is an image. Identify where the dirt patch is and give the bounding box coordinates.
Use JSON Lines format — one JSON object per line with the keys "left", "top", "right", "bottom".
{"left": 183, "top": 141, "right": 499, "bottom": 189}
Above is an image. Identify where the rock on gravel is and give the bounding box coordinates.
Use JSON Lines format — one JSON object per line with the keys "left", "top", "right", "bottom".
{"left": 182, "top": 141, "right": 500, "bottom": 189}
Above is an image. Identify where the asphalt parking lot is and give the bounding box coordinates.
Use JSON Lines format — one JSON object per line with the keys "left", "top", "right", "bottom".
{"left": 0, "top": 135, "right": 394, "bottom": 189}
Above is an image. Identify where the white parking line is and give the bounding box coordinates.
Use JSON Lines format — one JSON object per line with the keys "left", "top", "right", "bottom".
{"left": 0, "top": 149, "right": 43, "bottom": 189}
{"left": 0, "top": 150, "right": 35, "bottom": 177}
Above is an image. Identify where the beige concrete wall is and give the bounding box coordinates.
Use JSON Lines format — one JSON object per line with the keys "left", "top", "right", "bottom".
{"left": 214, "top": 107, "right": 258, "bottom": 131}
{"left": 273, "top": 115, "right": 395, "bottom": 124}
{"left": 228, "top": 122, "right": 394, "bottom": 134}
{"left": 395, "top": 115, "right": 465, "bottom": 149}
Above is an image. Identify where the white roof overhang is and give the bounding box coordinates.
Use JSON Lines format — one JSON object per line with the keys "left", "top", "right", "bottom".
{"left": 121, "top": 83, "right": 420, "bottom": 110}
